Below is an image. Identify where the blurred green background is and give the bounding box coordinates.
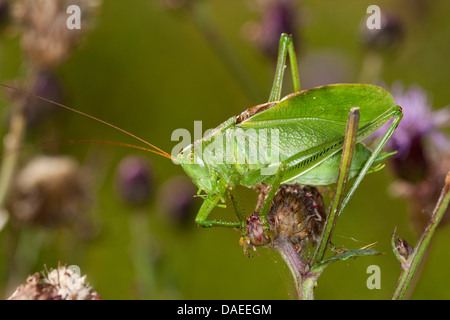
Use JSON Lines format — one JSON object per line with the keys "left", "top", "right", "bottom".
{"left": 0, "top": 0, "right": 449, "bottom": 299}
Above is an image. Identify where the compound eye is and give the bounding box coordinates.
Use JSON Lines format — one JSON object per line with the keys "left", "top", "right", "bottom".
{"left": 187, "top": 152, "right": 195, "bottom": 163}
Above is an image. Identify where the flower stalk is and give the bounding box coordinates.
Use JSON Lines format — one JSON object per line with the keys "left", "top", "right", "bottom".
{"left": 391, "top": 171, "right": 450, "bottom": 299}
{"left": 0, "top": 107, "right": 26, "bottom": 230}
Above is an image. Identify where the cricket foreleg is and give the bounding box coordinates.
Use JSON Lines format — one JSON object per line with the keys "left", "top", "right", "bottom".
{"left": 195, "top": 194, "right": 240, "bottom": 228}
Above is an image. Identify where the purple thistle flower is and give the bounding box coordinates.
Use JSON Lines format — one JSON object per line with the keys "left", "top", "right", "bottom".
{"left": 373, "top": 83, "right": 450, "bottom": 182}
{"left": 24, "top": 69, "right": 64, "bottom": 127}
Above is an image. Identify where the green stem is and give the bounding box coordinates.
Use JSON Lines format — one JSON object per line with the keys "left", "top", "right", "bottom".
{"left": 391, "top": 172, "right": 450, "bottom": 300}
{"left": 272, "top": 237, "right": 321, "bottom": 300}
{"left": 358, "top": 51, "right": 383, "bottom": 84}
{"left": 129, "top": 210, "right": 158, "bottom": 299}
{"left": 0, "top": 107, "right": 26, "bottom": 231}
{"left": 188, "top": 2, "right": 263, "bottom": 102}
{"left": 299, "top": 274, "right": 319, "bottom": 300}
{"left": 272, "top": 237, "right": 308, "bottom": 299}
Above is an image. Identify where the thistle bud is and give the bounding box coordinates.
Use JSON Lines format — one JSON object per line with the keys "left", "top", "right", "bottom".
{"left": 115, "top": 155, "right": 153, "bottom": 206}
{"left": 157, "top": 176, "right": 197, "bottom": 225}
{"left": 242, "top": 0, "right": 299, "bottom": 59}
{"left": 360, "top": 12, "right": 403, "bottom": 51}
{"left": 244, "top": 212, "right": 275, "bottom": 248}
{"left": 394, "top": 237, "right": 414, "bottom": 262}
{"left": 23, "top": 69, "right": 64, "bottom": 127}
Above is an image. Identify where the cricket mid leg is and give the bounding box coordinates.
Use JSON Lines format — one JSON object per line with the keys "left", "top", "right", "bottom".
{"left": 268, "top": 33, "right": 301, "bottom": 103}
{"left": 228, "top": 187, "right": 247, "bottom": 232}
{"left": 195, "top": 194, "right": 240, "bottom": 228}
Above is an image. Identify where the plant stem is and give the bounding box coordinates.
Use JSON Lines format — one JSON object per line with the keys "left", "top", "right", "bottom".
{"left": 358, "top": 51, "right": 383, "bottom": 84}
{"left": 129, "top": 210, "right": 158, "bottom": 299}
{"left": 300, "top": 274, "right": 319, "bottom": 300}
{"left": 272, "top": 237, "right": 309, "bottom": 299}
{"left": 187, "top": 1, "right": 263, "bottom": 102}
{"left": 391, "top": 172, "right": 450, "bottom": 300}
{"left": 0, "top": 107, "right": 26, "bottom": 231}
{"left": 272, "top": 237, "right": 321, "bottom": 300}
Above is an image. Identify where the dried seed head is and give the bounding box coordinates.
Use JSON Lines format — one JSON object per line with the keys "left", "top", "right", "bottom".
{"left": 243, "top": 184, "right": 327, "bottom": 254}
{"left": 8, "top": 264, "right": 101, "bottom": 300}
{"left": 270, "top": 185, "right": 327, "bottom": 251}
{"left": 7, "top": 155, "right": 92, "bottom": 227}
{"left": 11, "top": 0, "right": 101, "bottom": 67}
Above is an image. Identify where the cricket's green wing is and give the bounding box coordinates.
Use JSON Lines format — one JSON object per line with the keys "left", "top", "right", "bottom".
{"left": 284, "top": 143, "right": 387, "bottom": 185}
{"left": 236, "top": 84, "right": 398, "bottom": 184}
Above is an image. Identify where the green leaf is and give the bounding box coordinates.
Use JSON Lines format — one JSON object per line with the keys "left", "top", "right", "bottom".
{"left": 311, "top": 248, "right": 381, "bottom": 274}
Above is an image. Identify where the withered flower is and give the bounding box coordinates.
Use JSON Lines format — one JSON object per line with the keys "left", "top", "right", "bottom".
{"left": 242, "top": 184, "right": 327, "bottom": 256}
{"left": 11, "top": 0, "right": 100, "bottom": 67}
{"left": 8, "top": 264, "right": 101, "bottom": 300}
{"left": 7, "top": 155, "right": 92, "bottom": 227}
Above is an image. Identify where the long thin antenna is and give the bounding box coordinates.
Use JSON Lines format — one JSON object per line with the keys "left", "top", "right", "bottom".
{"left": 1, "top": 139, "right": 174, "bottom": 160}
{"left": 65, "top": 139, "right": 173, "bottom": 159}
{"left": 0, "top": 83, "right": 173, "bottom": 159}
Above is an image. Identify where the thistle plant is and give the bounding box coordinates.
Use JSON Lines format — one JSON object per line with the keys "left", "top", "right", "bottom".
{"left": 0, "top": 1, "right": 449, "bottom": 301}
{"left": 8, "top": 264, "right": 102, "bottom": 300}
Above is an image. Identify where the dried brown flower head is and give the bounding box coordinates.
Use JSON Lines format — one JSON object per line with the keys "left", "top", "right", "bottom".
{"left": 7, "top": 155, "right": 92, "bottom": 227}
{"left": 242, "top": 184, "right": 327, "bottom": 254}
{"left": 8, "top": 264, "right": 101, "bottom": 300}
{"left": 11, "top": 0, "right": 100, "bottom": 67}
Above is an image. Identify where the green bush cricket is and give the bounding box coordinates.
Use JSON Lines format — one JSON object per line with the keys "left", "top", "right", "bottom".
{"left": 176, "top": 34, "right": 402, "bottom": 238}
{"left": 1, "top": 34, "right": 402, "bottom": 252}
